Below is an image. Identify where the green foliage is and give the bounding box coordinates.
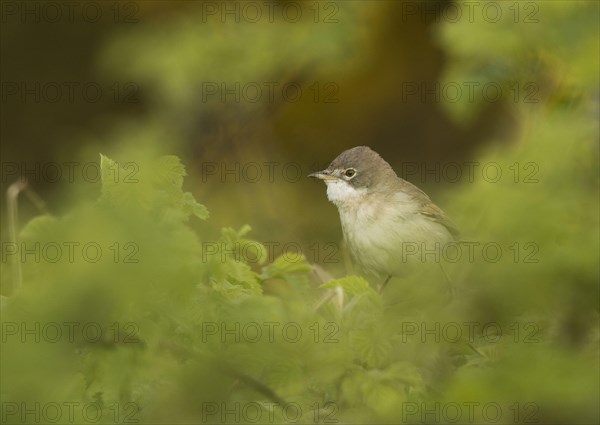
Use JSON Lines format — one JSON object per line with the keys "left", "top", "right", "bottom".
{"left": 99, "top": 3, "right": 365, "bottom": 110}
{"left": 1, "top": 155, "right": 363, "bottom": 422}
{"left": 437, "top": 1, "right": 599, "bottom": 123}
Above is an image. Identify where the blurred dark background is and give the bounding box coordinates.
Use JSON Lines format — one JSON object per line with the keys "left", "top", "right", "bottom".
{"left": 1, "top": 0, "right": 516, "bottom": 250}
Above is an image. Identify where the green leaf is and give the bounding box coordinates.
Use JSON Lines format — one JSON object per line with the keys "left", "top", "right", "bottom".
{"left": 18, "top": 215, "right": 58, "bottom": 240}
{"left": 261, "top": 254, "right": 312, "bottom": 280}
{"left": 153, "top": 155, "right": 186, "bottom": 189}
{"left": 350, "top": 327, "right": 392, "bottom": 368}
{"left": 320, "top": 275, "right": 377, "bottom": 297}
{"left": 99, "top": 153, "right": 123, "bottom": 197}
{"left": 218, "top": 226, "right": 267, "bottom": 264}
{"left": 182, "top": 192, "right": 209, "bottom": 220}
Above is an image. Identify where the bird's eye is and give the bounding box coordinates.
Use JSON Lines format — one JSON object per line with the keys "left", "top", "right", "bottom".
{"left": 344, "top": 169, "right": 356, "bottom": 178}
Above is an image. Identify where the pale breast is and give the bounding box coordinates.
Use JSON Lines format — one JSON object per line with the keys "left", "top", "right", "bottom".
{"left": 337, "top": 192, "right": 453, "bottom": 278}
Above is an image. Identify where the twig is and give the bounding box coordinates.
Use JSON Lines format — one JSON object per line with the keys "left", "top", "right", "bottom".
{"left": 6, "top": 178, "right": 28, "bottom": 290}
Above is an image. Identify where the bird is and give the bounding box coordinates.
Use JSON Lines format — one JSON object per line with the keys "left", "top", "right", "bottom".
{"left": 309, "top": 146, "right": 459, "bottom": 291}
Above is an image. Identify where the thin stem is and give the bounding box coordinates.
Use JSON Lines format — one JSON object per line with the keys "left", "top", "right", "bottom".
{"left": 6, "top": 179, "right": 28, "bottom": 290}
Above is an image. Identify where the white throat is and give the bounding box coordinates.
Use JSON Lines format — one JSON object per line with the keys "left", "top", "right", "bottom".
{"left": 325, "top": 180, "right": 367, "bottom": 206}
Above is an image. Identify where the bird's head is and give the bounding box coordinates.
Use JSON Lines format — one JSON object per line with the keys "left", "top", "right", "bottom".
{"left": 309, "top": 146, "right": 397, "bottom": 206}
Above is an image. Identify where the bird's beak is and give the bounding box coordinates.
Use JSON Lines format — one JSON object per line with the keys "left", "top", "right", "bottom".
{"left": 308, "top": 170, "right": 337, "bottom": 181}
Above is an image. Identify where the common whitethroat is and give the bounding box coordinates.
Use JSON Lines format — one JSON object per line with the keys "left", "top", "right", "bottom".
{"left": 309, "top": 146, "right": 459, "bottom": 289}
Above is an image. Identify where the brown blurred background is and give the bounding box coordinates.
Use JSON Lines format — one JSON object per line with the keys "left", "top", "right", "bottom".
{"left": 1, "top": 0, "right": 515, "bottom": 254}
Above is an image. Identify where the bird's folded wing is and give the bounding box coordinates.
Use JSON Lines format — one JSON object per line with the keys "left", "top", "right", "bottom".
{"left": 399, "top": 179, "right": 460, "bottom": 240}
{"left": 420, "top": 202, "right": 461, "bottom": 240}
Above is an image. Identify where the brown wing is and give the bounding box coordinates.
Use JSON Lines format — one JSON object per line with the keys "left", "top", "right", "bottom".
{"left": 399, "top": 179, "right": 460, "bottom": 240}
{"left": 420, "top": 202, "right": 461, "bottom": 240}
